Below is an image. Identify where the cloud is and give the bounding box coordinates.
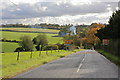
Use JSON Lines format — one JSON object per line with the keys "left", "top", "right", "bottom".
{"left": 2, "top": 1, "right": 118, "bottom": 19}
{"left": 1, "top": 0, "right": 119, "bottom": 25}
{"left": 2, "top": 12, "right": 112, "bottom": 25}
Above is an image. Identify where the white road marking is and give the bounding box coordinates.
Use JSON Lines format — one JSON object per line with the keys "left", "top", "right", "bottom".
{"left": 77, "top": 53, "right": 86, "bottom": 72}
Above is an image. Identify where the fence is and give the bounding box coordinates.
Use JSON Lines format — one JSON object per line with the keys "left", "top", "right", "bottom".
{"left": 16, "top": 49, "right": 63, "bottom": 61}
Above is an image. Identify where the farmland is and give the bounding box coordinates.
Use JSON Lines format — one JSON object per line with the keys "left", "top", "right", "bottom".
{"left": 2, "top": 49, "right": 84, "bottom": 78}
{"left": 1, "top": 31, "right": 62, "bottom": 42}
{"left": 1, "top": 31, "right": 63, "bottom": 44}
{"left": 0, "top": 28, "right": 59, "bottom": 33}
{"left": 1, "top": 30, "right": 63, "bottom": 52}
{"left": 0, "top": 28, "right": 85, "bottom": 78}
{"left": 1, "top": 42, "right": 19, "bottom": 53}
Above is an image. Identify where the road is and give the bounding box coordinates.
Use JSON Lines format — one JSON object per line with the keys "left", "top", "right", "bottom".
{"left": 13, "top": 50, "right": 119, "bottom": 79}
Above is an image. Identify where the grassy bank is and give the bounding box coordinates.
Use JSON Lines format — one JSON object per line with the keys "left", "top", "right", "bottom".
{"left": 97, "top": 50, "right": 120, "bottom": 67}
{"left": 2, "top": 49, "right": 84, "bottom": 78}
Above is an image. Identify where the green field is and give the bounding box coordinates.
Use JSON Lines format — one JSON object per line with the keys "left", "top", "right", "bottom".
{"left": 1, "top": 31, "right": 63, "bottom": 52}
{"left": 1, "top": 28, "right": 59, "bottom": 33}
{"left": 1, "top": 42, "right": 19, "bottom": 53}
{"left": 1, "top": 31, "right": 63, "bottom": 44}
{"left": 2, "top": 49, "right": 84, "bottom": 78}
{"left": 1, "top": 28, "right": 85, "bottom": 78}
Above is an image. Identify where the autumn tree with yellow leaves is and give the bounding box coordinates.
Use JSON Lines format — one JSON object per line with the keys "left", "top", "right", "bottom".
{"left": 82, "top": 23, "right": 105, "bottom": 49}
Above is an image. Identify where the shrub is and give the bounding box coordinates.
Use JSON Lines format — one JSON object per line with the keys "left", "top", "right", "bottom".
{"left": 6, "top": 40, "right": 11, "bottom": 42}
{"left": 12, "top": 40, "right": 17, "bottom": 42}
{"left": 2, "top": 38, "right": 7, "bottom": 41}
{"left": 14, "top": 47, "right": 24, "bottom": 52}
{"left": 60, "top": 55, "right": 65, "bottom": 58}
{"left": 43, "top": 45, "right": 58, "bottom": 50}
{"left": 42, "top": 61, "right": 48, "bottom": 64}
{"left": 35, "top": 45, "right": 40, "bottom": 51}
{"left": 69, "top": 44, "right": 76, "bottom": 51}
{"left": 56, "top": 43, "right": 66, "bottom": 50}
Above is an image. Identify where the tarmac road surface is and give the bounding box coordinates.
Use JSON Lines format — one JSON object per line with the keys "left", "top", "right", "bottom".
{"left": 13, "top": 50, "right": 119, "bottom": 79}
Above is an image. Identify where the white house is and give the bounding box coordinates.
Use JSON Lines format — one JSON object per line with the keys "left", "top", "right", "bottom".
{"left": 69, "top": 25, "right": 76, "bottom": 35}
{"left": 59, "top": 25, "right": 77, "bottom": 37}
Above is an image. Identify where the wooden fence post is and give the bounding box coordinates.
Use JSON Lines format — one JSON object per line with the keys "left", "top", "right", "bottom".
{"left": 17, "top": 51, "right": 19, "bottom": 61}
{"left": 39, "top": 50, "right": 41, "bottom": 56}
{"left": 30, "top": 50, "right": 32, "bottom": 58}
{"left": 46, "top": 50, "right": 47, "bottom": 55}
{"left": 51, "top": 49, "right": 52, "bottom": 53}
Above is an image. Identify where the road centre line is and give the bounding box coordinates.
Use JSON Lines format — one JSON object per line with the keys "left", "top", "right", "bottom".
{"left": 76, "top": 53, "right": 86, "bottom": 72}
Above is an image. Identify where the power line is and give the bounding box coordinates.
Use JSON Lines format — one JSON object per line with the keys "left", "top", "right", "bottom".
{"left": 7, "top": 0, "right": 21, "bottom": 9}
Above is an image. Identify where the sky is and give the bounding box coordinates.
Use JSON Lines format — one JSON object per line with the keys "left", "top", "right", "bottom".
{"left": 1, "top": 0, "right": 120, "bottom": 25}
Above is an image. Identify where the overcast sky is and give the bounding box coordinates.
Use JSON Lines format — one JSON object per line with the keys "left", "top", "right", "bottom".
{"left": 1, "top": 0, "right": 119, "bottom": 25}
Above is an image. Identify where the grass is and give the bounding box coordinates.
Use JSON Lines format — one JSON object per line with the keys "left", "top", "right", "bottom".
{"left": 1, "top": 31, "right": 63, "bottom": 52}
{"left": 1, "top": 42, "right": 19, "bottom": 53}
{"left": 0, "top": 28, "right": 60, "bottom": 33}
{"left": 1, "top": 31, "right": 63, "bottom": 44}
{"left": 97, "top": 50, "right": 120, "bottom": 67}
{"left": 2, "top": 49, "right": 84, "bottom": 78}
{"left": 1, "top": 42, "right": 37, "bottom": 53}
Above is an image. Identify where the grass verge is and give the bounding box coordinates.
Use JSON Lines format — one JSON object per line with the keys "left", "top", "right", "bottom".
{"left": 2, "top": 49, "right": 84, "bottom": 78}
{"left": 97, "top": 50, "right": 120, "bottom": 67}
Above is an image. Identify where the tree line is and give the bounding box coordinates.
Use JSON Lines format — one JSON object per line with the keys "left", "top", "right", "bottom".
{"left": 1, "top": 23, "right": 89, "bottom": 31}
{"left": 15, "top": 34, "right": 66, "bottom": 52}
{"left": 95, "top": 10, "right": 119, "bottom": 57}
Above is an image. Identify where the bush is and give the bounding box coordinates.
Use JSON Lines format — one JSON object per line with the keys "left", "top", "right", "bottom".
{"left": 14, "top": 47, "right": 24, "bottom": 52}
{"left": 12, "top": 40, "right": 17, "bottom": 42}
{"left": 16, "top": 41, "right": 20, "bottom": 43}
{"left": 2, "top": 38, "right": 7, "bottom": 41}
{"left": 60, "top": 55, "right": 65, "bottom": 58}
{"left": 83, "top": 43, "right": 93, "bottom": 49}
{"left": 42, "top": 61, "right": 48, "bottom": 64}
{"left": 68, "top": 44, "right": 76, "bottom": 51}
{"left": 35, "top": 45, "right": 40, "bottom": 51}
{"left": 43, "top": 45, "right": 58, "bottom": 50}
{"left": 56, "top": 43, "right": 66, "bottom": 50}
{"left": 6, "top": 40, "right": 11, "bottom": 42}
{"left": 2, "top": 38, "right": 6, "bottom": 41}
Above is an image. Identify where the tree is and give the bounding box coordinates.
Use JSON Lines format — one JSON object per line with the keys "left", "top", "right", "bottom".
{"left": 108, "top": 10, "right": 119, "bottom": 39}
{"left": 33, "top": 34, "right": 48, "bottom": 51}
{"left": 84, "top": 23, "right": 105, "bottom": 48}
{"left": 95, "top": 10, "right": 120, "bottom": 57}
{"left": 19, "top": 35, "right": 34, "bottom": 51}
{"left": 96, "top": 10, "right": 120, "bottom": 39}
{"left": 73, "top": 35, "right": 81, "bottom": 46}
